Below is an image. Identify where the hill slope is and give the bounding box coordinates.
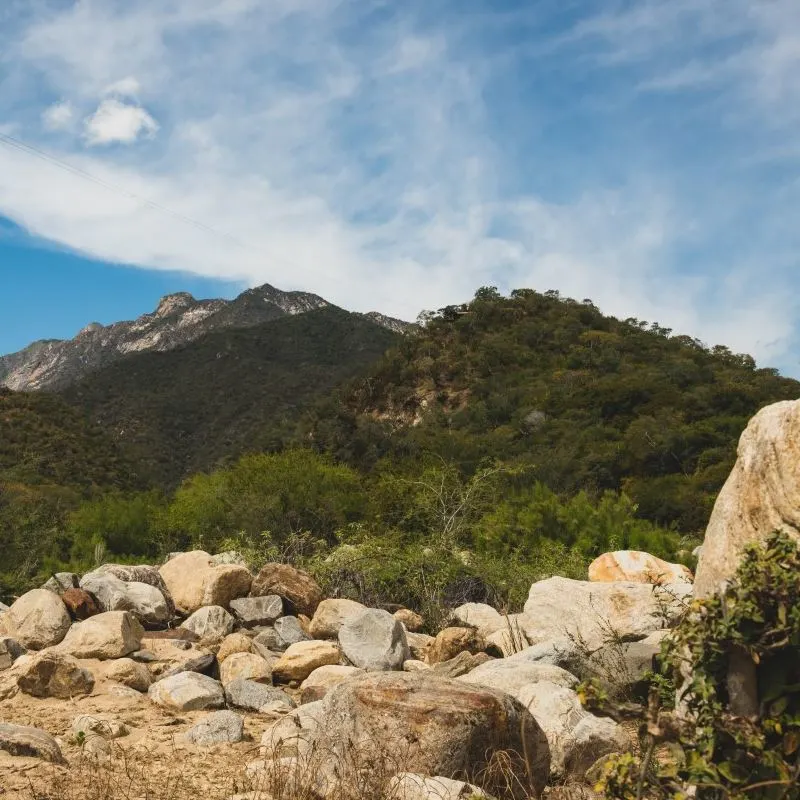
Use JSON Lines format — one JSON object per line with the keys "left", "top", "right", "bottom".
{"left": 305, "top": 288, "right": 800, "bottom": 533}
{"left": 62, "top": 307, "right": 400, "bottom": 486}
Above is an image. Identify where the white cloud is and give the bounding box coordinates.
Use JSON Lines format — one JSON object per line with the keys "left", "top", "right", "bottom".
{"left": 103, "top": 76, "right": 141, "bottom": 98}
{"left": 83, "top": 98, "right": 159, "bottom": 146}
{"left": 42, "top": 100, "right": 74, "bottom": 130}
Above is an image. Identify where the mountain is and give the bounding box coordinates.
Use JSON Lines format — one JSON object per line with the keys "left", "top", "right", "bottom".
{"left": 62, "top": 306, "right": 400, "bottom": 486}
{"left": 0, "top": 284, "right": 410, "bottom": 392}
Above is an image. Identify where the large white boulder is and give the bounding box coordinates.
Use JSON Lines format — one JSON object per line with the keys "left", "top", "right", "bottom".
{"left": 58, "top": 611, "right": 143, "bottom": 660}
{"left": 1, "top": 589, "right": 71, "bottom": 650}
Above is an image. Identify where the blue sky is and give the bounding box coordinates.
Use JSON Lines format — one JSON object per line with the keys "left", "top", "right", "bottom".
{"left": 1, "top": 0, "right": 799, "bottom": 374}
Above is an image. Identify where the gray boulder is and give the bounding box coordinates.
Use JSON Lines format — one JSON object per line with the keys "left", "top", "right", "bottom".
{"left": 0, "top": 636, "right": 26, "bottom": 671}
{"left": 42, "top": 572, "right": 79, "bottom": 594}
{"left": 0, "top": 722, "right": 65, "bottom": 764}
{"left": 183, "top": 710, "right": 244, "bottom": 746}
{"left": 225, "top": 679, "right": 296, "bottom": 713}
{"left": 253, "top": 616, "right": 310, "bottom": 652}
{"left": 148, "top": 671, "right": 225, "bottom": 711}
{"left": 80, "top": 571, "right": 171, "bottom": 627}
{"left": 230, "top": 595, "right": 283, "bottom": 628}
{"left": 181, "top": 605, "right": 235, "bottom": 640}
{"left": 338, "top": 608, "right": 409, "bottom": 671}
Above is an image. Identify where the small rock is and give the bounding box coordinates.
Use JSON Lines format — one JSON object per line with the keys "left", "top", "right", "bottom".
{"left": 225, "top": 679, "right": 296, "bottom": 712}
{"left": 0, "top": 722, "right": 65, "bottom": 764}
{"left": 58, "top": 611, "right": 143, "bottom": 659}
{"left": 250, "top": 563, "right": 323, "bottom": 616}
{"left": 273, "top": 640, "right": 341, "bottom": 682}
{"left": 148, "top": 671, "right": 225, "bottom": 711}
{"left": 17, "top": 651, "right": 94, "bottom": 699}
{"left": 338, "top": 608, "right": 409, "bottom": 671}
{"left": 160, "top": 652, "right": 216, "bottom": 680}
{"left": 431, "top": 650, "right": 492, "bottom": 679}
{"left": 230, "top": 595, "right": 283, "bottom": 628}
{"left": 394, "top": 608, "right": 424, "bottom": 632}
{"left": 130, "top": 649, "right": 158, "bottom": 662}
{"left": 181, "top": 605, "right": 235, "bottom": 641}
{"left": 403, "top": 659, "right": 431, "bottom": 672}
{"left": 103, "top": 658, "right": 152, "bottom": 692}
{"left": 299, "top": 664, "right": 364, "bottom": 703}
{"left": 427, "top": 627, "right": 487, "bottom": 665}
{"left": 71, "top": 714, "right": 128, "bottom": 741}
{"left": 308, "top": 598, "right": 366, "bottom": 639}
{"left": 217, "top": 632, "right": 255, "bottom": 663}
{"left": 2, "top": 589, "right": 72, "bottom": 650}
{"left": 183, "top": 710, "right": 244, "bottom": 746}
{"left": 219, "top": 651, "right": 272, "bottom": 685}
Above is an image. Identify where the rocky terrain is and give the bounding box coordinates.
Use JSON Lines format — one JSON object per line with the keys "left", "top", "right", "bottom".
{"left": 0, "top": 284, "right": 409, "bottom": 392}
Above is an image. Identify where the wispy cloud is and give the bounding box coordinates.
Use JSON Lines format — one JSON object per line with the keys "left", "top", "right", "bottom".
{"left": 0, "top": 0, "right": 799, "bottom": 370}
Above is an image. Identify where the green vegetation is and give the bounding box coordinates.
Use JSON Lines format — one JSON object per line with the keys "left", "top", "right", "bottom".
{"left": 601, "top": 531, "right": 800, "bottom": 800}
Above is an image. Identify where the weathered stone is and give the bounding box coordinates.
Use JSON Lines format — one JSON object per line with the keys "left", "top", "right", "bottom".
{"left": 217, "top": 632, "right": 255, "bottom": 663}
{"left": 406, "top": 631, "right": 435, "bottom": 660}
{"left": 141, "top": 628, "right": 199, "bottom": 642}
{"left": 2, "top": 589, "right": 71, "bottom": 650}
{"left": 390, "top": 773, "right": 493, "bottom": 800}
{"left": 315, "top": 673, "right": 550, "bottom": 799}
{"left": 485, "top": 615, "right": 531, "bottom": 656}
{"left": 225, "top": 679, "right": 296, "bottom": 712}
{"left": 80, "top": 571, "right": 171, "bottom": 627}
{"left": 159, "top": 551, "right": 252, "bottom": 613}
{"left": 17, "top": 651, "right": 94, "bottom": 699}
{"left": 564, "top": 715, "right": 629, "bottom": 779}
{"left": 338, "top": 608, "right": 409, "bottom": 671}
{"left": 183, "top": 710, "right": 244, "bottom": 746}
{"left": 0, "top": 636, "right": 26, "bottom": 670}
{"left": 148, "top": 671, "right": 225, "bottom": 711}
{"left": 0, "top": 723, "right": 65, "bottom": 764}
{"left": 229, "top": 595, "right": 283, "bottom": 628}
{"left": 71, "top": 714, "right": 128, "bottom": 741}
{"left": 58, "top": 611, "right": 143, "bottom": 659}
{"left": 695, "top": 400, "right": 800, "bottom": 597}
{"left": 42, "top": 572, "right": 79, "bottom": 594}
{"left": 308, "top": 598, "right": 366, "bottom": 639}
{"left": 427, "top": 627, "right": 487, "bottom": 664}
{"left": 431, "top": 650, "right": 492, "bottom": 679}
{"left": 219, "top": 651, "right": 273, "bottom": 685}
{"left": 394, "top": 608, "right": 425, "bottom": 632}
{"left": 160, "top": 652, "right": 216, "bottom": 680}
{"left": 260, "top": 700, "right": 324, "bottom": 759}
{"left": 273, "top": 640, "right": 341, "bottom": 682}
{"left": 588, "top": 551, "right": 693, "bottom": 585}
{"left": 92, "top": 563, "right": 176, "bottom": 614}
{"left": 457, "top": 658, "right": 578, "bottom": 702}
{"left": 503, "top": 638, "right": 584, "bottom": 673}
{"left": 300, "top": 664, "right": 365, "bottom": 703}
{"left": 520, "top": 577, "right": 690, "bottom": 651}
{"left": 103, "top": 657, "right": 152, "bottom": 692}
{"left": 181, "top": 605, "right": 235, "bottom": 641}
{"left": 403, "top": 659, "right": 431, "bottom": 672}
{"left": 250, "top": 563, "right": 323, "bottom": 617}
{"left": 449, "top": 603, "right": 505, "bottom": 635}
{"left": 253, "top": 617, "right": 310, "bottom": 652}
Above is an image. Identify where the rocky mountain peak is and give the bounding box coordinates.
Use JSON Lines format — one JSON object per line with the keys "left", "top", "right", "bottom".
{"left": 154, "top": 292, "right": 198, "bottom": 318}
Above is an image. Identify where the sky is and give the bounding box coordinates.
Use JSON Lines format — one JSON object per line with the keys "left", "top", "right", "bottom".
{"left": 1, "top": 0, "right": 799, "bottom": 374}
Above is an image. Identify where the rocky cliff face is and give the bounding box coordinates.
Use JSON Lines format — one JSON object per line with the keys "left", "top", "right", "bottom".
{"left": 0, "top": 284, "right": 409, "bottom": 392}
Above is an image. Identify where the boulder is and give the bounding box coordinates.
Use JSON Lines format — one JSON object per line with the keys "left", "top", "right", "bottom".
{"left": 503, "top": 638, "right": 584, "bottom": 673}
{"left": 253, "top": 617, "right": 310, "bottom": 652}
{"left": 695, "top": 400, "right": 800, "bottom": 597}
{"left": 102, "top": 657, "right": 152, "bottom": 692}
{"left": 0, "top": 723, "right": 65, "bottom": 764}
{"left": 181, "top": 605, "right": 235, "bottom": 641}
{"left": 403, "top": 660, "right": 431, "bottom": 672}
{"left": 300, "top": 665, "right": 364, "bottom": 703}
{"left": 148, "top": 671, "right": 225, "bottom": 711}
{"left": 563, "top": 715, "right": 629, "bottom": 779}
{"left": 58, "top": 611, "right": 143, "bottom": 659}
{"left": 80, "top": 571, "right": 171, "bottom": 627}
{"left": 250, "top": 563, "right": 323, "bottom": 617}
{"left": 183, "top": 710, "right": 244, "bottom": 746}
{"left": 390, "top": 773, "right": 493, "bottom": 800}
{"left": 394, "top": 608, "right": 424, "bottom": 632}
{"left": 217, "top": 632, "right": 255, "bottom": 663}
{"left": 485, "top": 615, "right": 530, "bottom": 656}
{"left": 219, "top": 652, "right": 273, "bottom": 685}
{"left": 41, "top": 572, "right": 79, "bottom": 594}
{"left": 588, "top": 551, "right": 693, "bottom": 585}
{"left": 92, "top": 564, "right": 176, "bottom": 614}
{"left": 261, "top": 700, "right": 324, "bottom": 759}
{"left": 17, "top": 651, "right": 94, "bottom": 699}
{"left": 314, "top": 673, "right": 550, "bottom": 798}
{"left": 61, "top": 588, "right": 102, "bottom": 620}
{"left": 449, "top": 603, "right": 505, "bottom": 635}
{"left": 159, "top": 551, "right": 252, "bottom": 613}
{"left": 520, "top": 576, "right": 690, "bottom": 651}
{"left": 338, "top": 608, "right": 409, "bottom": 671}
{"left": 587, "top": 630, "right": 669, "bottom": 699}
{"left": 308, "top": 598, "right": 366, "bottom": 639}
{"left": 457, "top": 658, "right": 578, "bottom": 702}
{"left": 431, "top": 650, "right": 492, "bottom": 679}
{"left": 159, "top": 652, "right": 216, "bottom": 680}
{"left": 2, "top": 589, "right": 71, "bottom": 650}
{"left": 0, "top": 636, "right": 26, "bottom": 670}
{"left": 273, "top": 640, "right": 341, "bottom": 683}
{"left": 427, "top": 627, "right": 487, "bottom": 664}
{"left": 230, "top": 595, "right": 283, "bottom": 628}
{"left": 406, "top": 631, "right": 435, "bottom": 660}
{"left": 225, "top": 679, "right": 296, "bottom": 713}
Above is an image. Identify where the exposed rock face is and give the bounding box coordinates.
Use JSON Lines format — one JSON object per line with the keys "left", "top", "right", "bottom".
{"left": 338, "top": 609, "right": 409, "bottom": 671}
{"left": 0, "top": 284, "right": 408, "bottom": 392}
{"left": 58, "top": 611, "right": 143, "bottom": 660}
{"left": 17, "top": 652, "right": 95, "bottom": 699}
{"left": 312, "top": 673, "right": 550, "bottom": 799}
{"left": 250, "top": 563, "right": 324, "bottom": 617}
{"left": 308, "top": 598, "right": 367, "bottom": 639}
{"left": 159, "top": 551, "right": 252, "bottom": 613}
{"left": 183, "top": 711, "right": 244, "bottom": 746}
{"left": 1, "top": 589, "right": 71, "bottom": 650}
{"left": 0, "top": 722, "right": 65, "bottom": 763}
{"left": 695, "top": 400, "right": 800, "bottom": 597}
{"left": 148, "top": 672, "right": 225, "bottom": 711}
{"left": 588, "top": 551, "right": 693, "bottom": 585}
{"left": 521, "top": 577, "right": 690, "bottom": 651}
{"left": 272, "top": 641, "right": 341, "bottom": 683}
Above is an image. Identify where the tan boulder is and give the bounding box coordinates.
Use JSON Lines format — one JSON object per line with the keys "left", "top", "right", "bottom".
{"left": 250, "top": 563, "right": 323, "bottom": 616}
{"left": 102, "top": 657, "right": 152, "bottom": 692}
{"left": 273, "top": 640, "right": 340, "bottom": 682}
{"left": 2, "top": 589, "right": 71, "bottom": 650}
{"left": 158, "top": 551, "right": 252, "bottom": 613}
{"left": 216, "top": 633, "right": 255, "bottom": 663}
{"left": 588, "top": 551, "right": 692, "bottom": 585}
{"left": 394, "top": 608, "right": 424, "bottom": 632}
{"left": 58, "top": 611, "right": 143, "bottom": 660}
{"left": 449, "top": 603, "right": 505, "bottom": 635}
{"left": 0, "top": 722, "right": 65, "bottom": 764}
{"left": 308, "top": 598, "right": 366, "bottom": 639}
{"left": 406, "top": 631, "right": 435, "bottom": 660}
{"left": 219, "top": 652, "right": 273, "bottom": 686}
{"left": 17, "top": 651, "right": 94, "bottom": 699}
{"left": 695, "top": 400, "right": 800, "bottom": 597}
{"left": 390, "top": 773, "right": 493, "bottom": 800}
{"left": 427, "top": 627, "right": 487, "bottom": 665}
{"left": 300, "top": 664, "right": 364, "bottom": 703}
